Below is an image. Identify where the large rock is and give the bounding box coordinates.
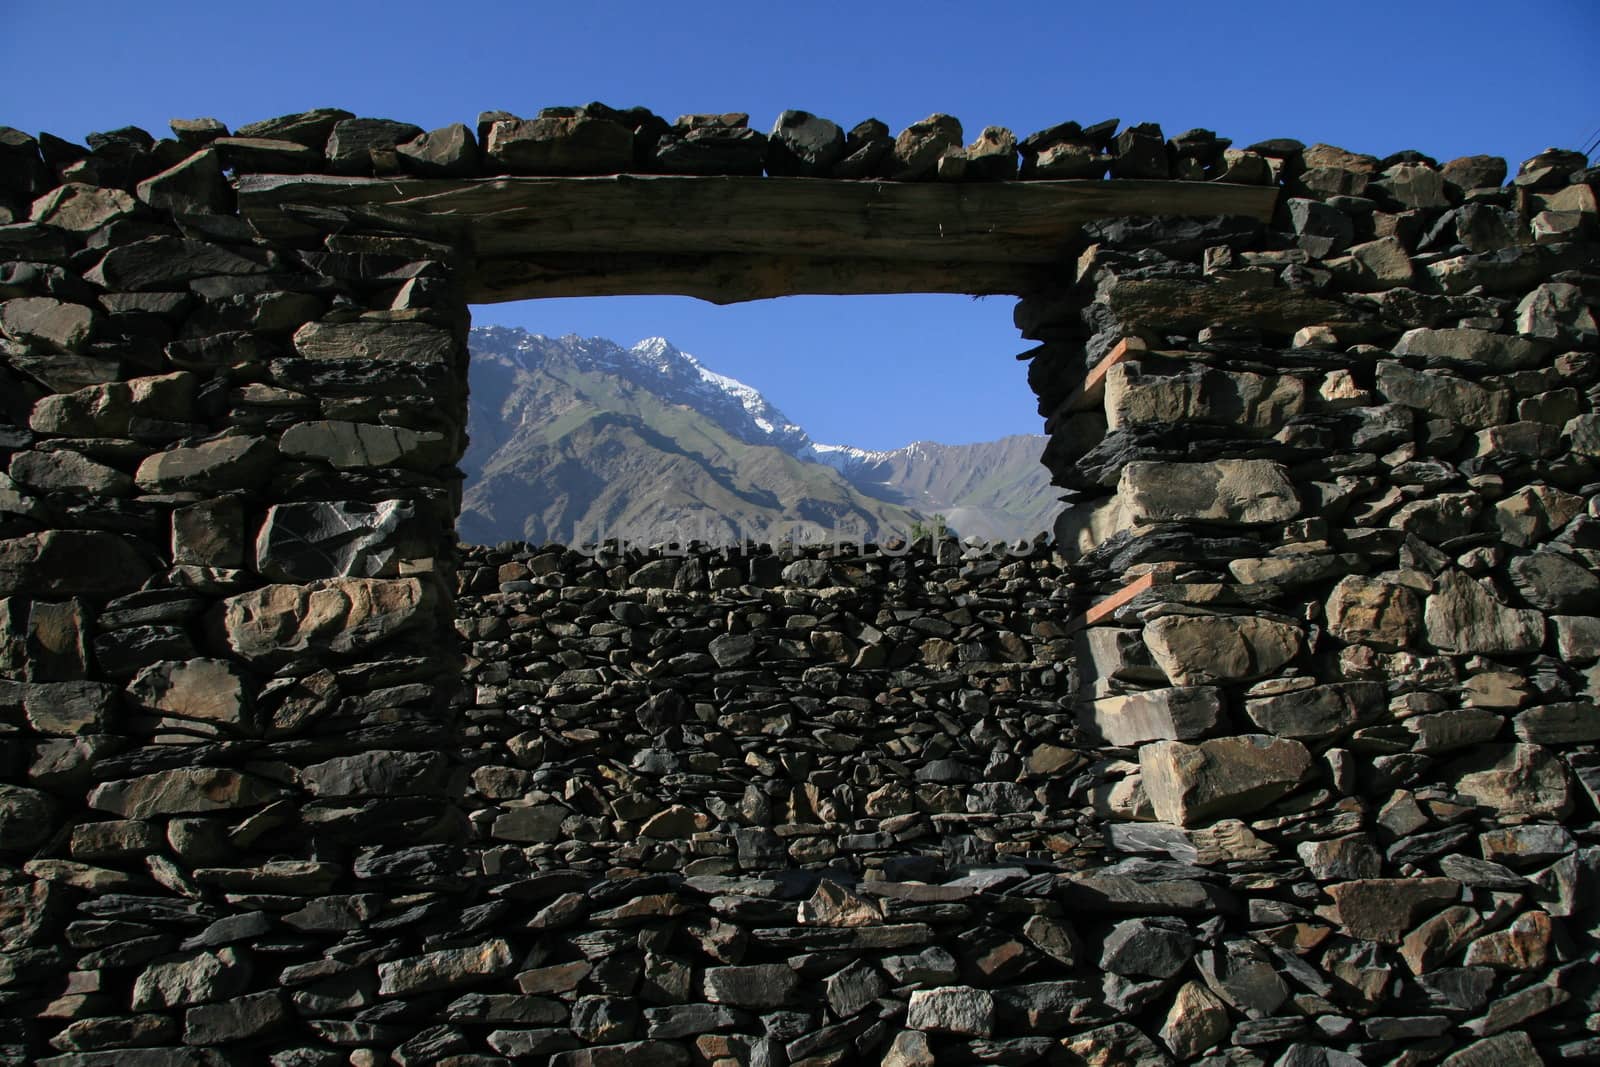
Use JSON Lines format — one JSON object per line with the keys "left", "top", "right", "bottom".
{"left": 1494, "top": 484, "right": 1585, "bottom": 547}
{"left": 1244, "top": 682, "right": 1384, "bottom": 742}
{"left": 484, "top": 115, "right": 634, "bottom": 175}
{"left": 765, "top": 110, "right": 845, "bottom": 177}
{"left": 1392, "top": 327, "right": 1546, "bottom": 372}
{"left": 1117, "top": 460, "right": 1299, "bottom": 526}
{"left": 1143, "top": 614, "right": 1302, "bottom": 685}
{"left": 22, "top": 680, "right": 118, "bottom": 734}
{"left": 255, "top": 499, "right": 432, "bottom": 582}
{"left": 1104, "top": 362, "right": 1303, "bottom": 431}
{"left": 85, "top": 236, "right": 271, "bottom": 290}
{"left": 1083, "top": 686, "right": 1222, "bottom": 746}
{"left": 30, "top": 183, "right": 138, "bottom": 232}
{"left": 222, "top": 577, "right": 436, "bottom": 666}
{"left": 1449, "top": 743, "right": 1571, "bottom": 818}
{"left": 0, "top": 784, "right": 57, "bottom": 851}
{"left": 1325, "top": 575, "right": 1421, "bottom": 649}
{"left": 126, "top": 659, "right": 253, "bottom": 731}
{"left": 1424, "top": 570, "right": 1545, "bottom": 655}
{"left": 892, "top": 114, "right": 963, "bottom": 180}
{"left": 397, "top": 124, "right": 481, "bottom": 177}
{"left": 135, "top": 435, "right": 277, "bottom": 493}
{"left": 0, "top": 531, "right": 151, "bottom": 596}
{"left": 378, "top": 939, "right": 515, "bottom": 995}
{"left": 278, "top": 420, "right": 452, "bottom": 471}
{"left": 137, "top": 147, "right": 231, "bottom": 215}
{"left": 291, "top": 319, "right": 456, "bottom": 364}
{"left": 1, "top": 296, "right": 95, "bottom": 352}
{"left": 1160, "top": 979, "right": 1229, "bottom": 1060}
{"left": 29, "top": 372, "right": 195, "bottom": 437}
{"left": 1376, "top": 362, "right": 1509, "bottom": 430}
{"left": 89, "top": 767, "right": 282, "bottom": 818}
{"left": 701, "top": 964, "right": 798, "bottom": 1009}
{"left": 10, "top": 448, "right": 132, "bottom": 495}
{"left": 301, "top": 751, "right": 453, "bottom": 798}
{"left": 1139, "top": 734, "right": 1312, "bottom": 827}
{"left": 1322, "top": 878, "right": 1461, "bottom": 943}
{"left": 1507, "top": 550, "right": 1600, "bottom": 614}
{"left": 905, "top": 986, "right": 994, "bottom": 1036}
{"left": 132, "top": 947, "right": 252, "bottom": 1010}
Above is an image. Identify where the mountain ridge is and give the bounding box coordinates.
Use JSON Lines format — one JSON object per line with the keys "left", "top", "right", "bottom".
{"left": 460, "top": 326, "right": 1062, "bottom": 546}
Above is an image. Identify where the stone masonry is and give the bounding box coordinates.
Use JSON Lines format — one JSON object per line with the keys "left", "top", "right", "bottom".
{"left": 1, "top": 104, "right": 1598, "bottom": 1065}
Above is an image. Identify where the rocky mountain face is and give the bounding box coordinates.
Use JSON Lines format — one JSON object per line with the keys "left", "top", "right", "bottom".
{"left": 460, "top": 326, "right": 1059, "bottom": 545}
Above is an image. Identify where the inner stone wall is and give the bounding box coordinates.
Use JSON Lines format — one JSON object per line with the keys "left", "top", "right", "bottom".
{"left": 1, "top": 105, "right": 1598, "bottom": 1066}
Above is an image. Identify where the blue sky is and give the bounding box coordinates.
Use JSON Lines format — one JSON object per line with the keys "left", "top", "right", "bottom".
{"left": 7, "top": 1, "right": 1597, "bottom": 448}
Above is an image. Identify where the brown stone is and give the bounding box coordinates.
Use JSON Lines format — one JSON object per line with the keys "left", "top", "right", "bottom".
{"left": 1138, "top": 734, "right": 1312, "bottom": 827}
{"left": 1424, "top": 571, "right": 1545, "bottom": 655}
{"left": 1, "top": 296, "right": 95, "bottom": 352}
{"left": 0, "top": 531, "right": 152, "bottom": 596}
{"left": 134, "top": 435, "right": 277, "bottom": 493}
{"left": 221, "top": 576, "right": 437, "bottom": 666}
{"left": 126, "top": 658, "right": 254, "bottom": 731}
{"left": 1322, "top": 878, "right": 1461, "bottom": 944}
{"left": 1461, "top": 911, "right": 1552, "bottom": 970}
{"left": 88, "top": 767, "right": 281, "bottom": 818}
{"left": 1143, "top": 615, "right": 1302, "bottom": 686}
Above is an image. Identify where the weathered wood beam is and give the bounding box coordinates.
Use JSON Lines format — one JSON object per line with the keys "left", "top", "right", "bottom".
{"left": 467, "top": 252, "right": 1056, "bottom": 305}
{"left": 235, "top": 174, "right": 1279, "bottom": 302}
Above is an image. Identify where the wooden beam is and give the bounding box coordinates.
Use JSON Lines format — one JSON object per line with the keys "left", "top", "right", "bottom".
{"left": 236, "top": 174, "right": 1281, "bottom": 302}
{"left": 466, "top": 251, "right": 1053, "bottom": 305}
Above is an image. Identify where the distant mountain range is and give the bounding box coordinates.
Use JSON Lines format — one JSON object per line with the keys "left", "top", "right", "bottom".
{"left": 460, "top": 326, "right": 1062, "bottom": 546}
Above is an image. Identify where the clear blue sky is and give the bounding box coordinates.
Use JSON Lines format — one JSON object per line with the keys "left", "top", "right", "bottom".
{"left": 7, "top": 1, "right": 1597, "bottom": 449}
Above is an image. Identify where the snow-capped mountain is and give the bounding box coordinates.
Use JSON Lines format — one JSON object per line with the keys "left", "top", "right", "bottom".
{"left": 460, "top": 326, "right": 1062, "bottom": 546}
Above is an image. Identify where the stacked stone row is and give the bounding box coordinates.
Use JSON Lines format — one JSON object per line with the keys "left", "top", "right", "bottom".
{"left": 1022, "top": 145, "right": 1600, "bottom": 1062}
{"left": 0, "top": 117, "right": 473, "bottom": 1064}
{"left": 2, "top": 107, "right": 1280, "bottom": 193}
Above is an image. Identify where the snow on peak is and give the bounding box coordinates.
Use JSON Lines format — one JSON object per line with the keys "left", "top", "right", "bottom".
{"left": 625, "top": 336, "right": 804, "bottom": 446}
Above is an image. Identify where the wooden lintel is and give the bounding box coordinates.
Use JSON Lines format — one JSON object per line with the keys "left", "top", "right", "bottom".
{"left": 235, "top": 174, "right": 1280, "bottom": 303}
{"left": 1068, "top": 571, "right": 1157, "bottom": 632}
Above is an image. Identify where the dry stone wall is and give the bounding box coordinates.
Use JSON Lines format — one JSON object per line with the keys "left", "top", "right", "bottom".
{"left": 0, "top": 103, "right": 1598, "bottom": 1066}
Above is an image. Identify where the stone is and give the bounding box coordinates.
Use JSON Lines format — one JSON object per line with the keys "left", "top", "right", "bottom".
{"left": 1392, "top": 327, "right": 1546, "bottom": 372}
{"left": 485, "top": 115, "right": 634, "bottom": 175}
{"left": 1437, "top": 1031, "right": 1540, "bottom": 1066}
{"left": 1507, "top": 550, "right": 1599, "bottom": 614}
{"left": 966, "top": 126, "right": 1019, "bottom": 180}
{"left": 1161, "top": 979, "right": 1229, "bottom": 1059}
{"left": 278, "top": 420, "right": 451, "bottom": 470}
{"left": 0, "top": 784, "right": 58, "bottom": 851}
{"left": 29, "top": 372, "right": 196, "bottom": 437}
{"left": 1322, "top": 878, "right": 1460, "bottom": 944}
{"left": 1105, "top": 362, "right": 1304, "bottom": 431}
{"left": 1517, "top": 281, "right": 1597, "bottom": 346}
{"left": 30, "top": 182, "right": 137, "bottom": 232}
{"left": 88, "top": 767, "right": 281, "bottom": 818}
{"left": 182, "top": 990, "right": 289, "bottom": 1044}
{"left": 172, "top": 497, "right": 245, "bottom": 568}
{"left": 1297, "top": 834, "right": 1382, "bottom": 881}
{"left": 301, "top": 751, "right": 452, "bottom": 798}
{"left": 707, "top": 632, "right": 757, "bottom": 669}
{"left": 9, "top": 447, "right": 130, "bottom": 496}
{"left": 797, "top": 879, "right": 881, "bottom": 927}
{"left": 85, "top": 236, "right": 270, "bottom": 290}
{"left": 1450, "top": 743, "right": 1571, "bottom": 818}
{"left": 1399, "top": 906, "right": 1482, "bottom": 974}
{"left": 1143, "top": 615, "right": 1302, "bottom": 685}
{"left": 892, "top": 114, "right": 963, "bottom": 180}
{"left": 131, "top": 947, "right": 251, "bottom": 1010}
{"left": 571, "top": 995, "right": 641, "bottom": 1043}
{"left": 1376, "top": 363, "right": 1509, "bottom": 430}
{"left": 1323, "top": 576, "right": 1421, "bottom": 650}
{"left": 1424, "top": 571, "right": 1545, "bottom": 655}
{"left": 702, "top": 964, "right": 797, "bottom": 1009}
{"left": 221, "top": 576, "right": 437, "bottom": 666}
{"left": 1494, "top": 485, "right": 1584, "bottom": 547}
{"left": 1059, "top": 1022, "right": 1170, "bottom": 1067}
{"left": 135, "top": 435, "right": 277, "bottom": 493}
{"left": 1197, "top": 938, "right": 1290, "bottom": 1017}
{"left": 22, "top": 679, "right": 117, "bottom": 734}
{"left": 1139, "top": 735, "right": 1312, "bottom": 827}
{"left": 1343, "top": 235, "right": 1417, "bottom": 288}
{"left": 325, "top": 118, "right": 426, "bottom": 173}
{"left": 653, "top": 122, "right": 767, "bottom": 176}
{"left": 126, "top": 659, "right": 252, "bottom": 731}
{"left": 766, "top": 111, "right": 845, "bottom": 177}
{"left": 397, "top": 124, "right": 481, "bottom": 177}
{"left": 236, "top": 107, "right": 353, "bottom": 146}
{"left": 1374, "top": 163, "right": 1449, "bottom": 209}
{"left": 905, "top": 986, "right": 993, "bottom": 1036}
{"left": 23, "top": 599, "right": 89, "bottom": 680}
{"left": 824, "top": 959, "right": 886, "bottom": 1017}
{"left": 378, "top": 938, "right": 514, "bottom": 995}
{"left": 1084, "top": 686, "right": 1222, "bottom": 746}
{"left": 0, "top": 531, "right": 152, "bottom": 596}
{"left": 1117, "top": 459, "right": 1299, "bottom": 527}
{"left": 882, "top": 1030, "right": 936, "bottom": 1067}
{"left": 137, "top": 146, "right": 231, "bottom": 215}
{"left": 1440, "top": 154, "right": 1506, "bottom": 191}
{"left": 1461, "top": 911, "right": 1551, "bottom": 970}
{"left": 1100, "top": 918, "right": 1194, "bottom": 978}
{"left": 255, "top": 499, "right": 431, "bottom": 581}
{"left": 1245, "top": 682, "right": 1384, "bottom": 742}
{"left": 292, "top": 318, "right": 455, "bottom": 364}
{"left": 2, "top": 296, "right": 95, "bottom": 352}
